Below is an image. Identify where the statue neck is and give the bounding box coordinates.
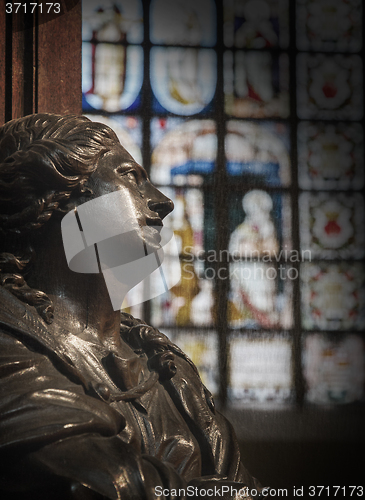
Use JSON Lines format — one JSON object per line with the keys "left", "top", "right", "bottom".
{"left": 26, "top": 220, "right": 123, "bottom": 348}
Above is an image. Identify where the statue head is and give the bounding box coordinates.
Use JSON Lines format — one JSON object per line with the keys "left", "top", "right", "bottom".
{"left": 0, "top": 113, "right": 174, "bottom": 322}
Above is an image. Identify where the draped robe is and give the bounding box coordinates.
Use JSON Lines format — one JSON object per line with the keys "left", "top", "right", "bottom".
{"left": 0, "top": 288, "right": 261, "bottom": 499}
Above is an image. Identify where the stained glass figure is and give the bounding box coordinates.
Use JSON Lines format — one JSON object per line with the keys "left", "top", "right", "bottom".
{"left": 224, "top": 51, "right": 289, "bottom": 118}
{"left": 151, "top": 48, "right": 217, "bottom": 115}
{"left": 296, "top": 0, "right": 362, "bottom": 52}
{"left": 224, "top": 0, "right": 289, "bottom": 49}
{"left": 151, "top": 119, "right": 217, "bottom": 186}
{"left": 226, "top": 121, "right": 291, "bottom": 186}
{"left": 84, "top": 115, "right": 142, "bottom": 165}
{"left": 228, "top": 190, "right": 293, "bottom": 329}
{"left": 300, "top": 192, "right": 365, "bottom": 259}
{"left": 297, "top": 54, "right": 363, "bottom": 120}
{"left": 229, "top": 190, "right": 292, "bottom": 254}
{"left": 82, "top": 44, "right": 143, "bottom": 112}
{"left": 229, "top": 334, "right": 293, "bottom": 405}
{"left": 301, "top": 263, "right": 365, "bottom": 331}
{"left": 303, "top": 333, "right": 365, "bottom": 404}
{"left": 163, "top": 330, "right": 218, "bottom": 395}
{"left": 82, "top": 0, "right": 143, "bottom": 44}
{"left": 298, "top": 122, "right": 364, "bottom": 190}
{"left": 82, "top": 0, "right": 143, "bottom": 112}
{"left": 158, "top": 187, "right": 205, "bottom": 255}
{"left": 150, "top": 0, "right": 216, "bottom": 46}
{"left": 148, "top": 186, "right": 213, "bottom": 327}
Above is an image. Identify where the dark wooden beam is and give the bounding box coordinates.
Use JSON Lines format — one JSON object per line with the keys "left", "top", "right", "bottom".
{"left": 37, "top": 1, "right": 81, "bottom": 115}
{"left": 0, "top": 0, "right": 81, "bottom": 125}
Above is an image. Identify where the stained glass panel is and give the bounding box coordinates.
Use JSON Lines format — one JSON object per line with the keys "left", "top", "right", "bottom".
{"left": 226, "top": 121, "right": 291, "bottom": 186}
{"left": 157, "top": 187, "right": 204, "bottom": 256}
{"left": 150, "top": 119, "right": 216, "bottom": 186}
{"left": 303, "top": 333, "right": 365, "bottom": 404}
{"left": 82, "top": 0, "right": 143, "bottom": 44}
{"left": 298, "top": 122, "right": 364, "bottom": 190}
{"left": 300, "top": 192, "right": 365, "bottom": 259}
{"left": 228, "top": 190, "right": 292, "bottom": 329}
{"left": 223, "top": 0, "right": 289, "bottom": 49}
{"left": 84, "top": 114, "right": 142, "bottom": 164}
{"left": 297, "top": 54, "right": 363, "bottom": 120}
{"left": 82, "top": 44, "right": 143, "bottom": 112}
{"left": 296, "top": 0, "right": 362, "bottom": 52}
{"left": 224, "top": 51, "right": 289, "bottom": 118}
{"left": 301, "top": 263, "right": 365, "bottom": 331}
{"left": 150, "top": 48, "right": 217, "bottom": 115}
{"left": 163, "top": 330, "right": 219, "bottom": 395}
{"left": 150, "top": 0, "right": 216, "bottom": 46}
{"left": 228, "top": 262, "right": 293, "bottom": 329}
{"left": 229, "top": 334, "right": 293, "bottom": 405}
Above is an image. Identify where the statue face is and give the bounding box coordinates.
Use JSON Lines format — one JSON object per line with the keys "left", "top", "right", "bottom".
{"left": 84, "top": 144, "right": 174, "bottom": 253}
{"left": 61, "top": 143, "right": 180, "bottom": 310}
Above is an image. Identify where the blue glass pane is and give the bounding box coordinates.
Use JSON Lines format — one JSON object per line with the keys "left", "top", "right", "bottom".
{"left": 150, "top": 47, "right": 217, "bottom": 116}
{"left": 226, "top": 121, "right": 290, "bottom": 186}
{"left": 150, "top": 0, "right": 216, "bottom": 46}
{"left": 82, "top": 0, "right": 143, "bottom": 43}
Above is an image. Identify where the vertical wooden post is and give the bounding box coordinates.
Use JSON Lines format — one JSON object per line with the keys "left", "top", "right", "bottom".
{"left": 0, "top": 8, "right": 5, "bottom": 124}
{"left": 0, "top": 0, "right": 81, "bottom": 126}
{"left": 37, "top": 1, "right": 82, "bottom": 115}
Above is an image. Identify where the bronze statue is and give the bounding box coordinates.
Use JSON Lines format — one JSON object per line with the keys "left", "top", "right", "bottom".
{"left": 0, "top": 114, "right": 262, "bottom": 499}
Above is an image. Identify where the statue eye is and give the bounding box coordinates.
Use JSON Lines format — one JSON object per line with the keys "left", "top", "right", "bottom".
{"left": 125, "top": 170, "right": 139, "bottom": 183}
{"left": 116, "top": 165, "right": 139, "bottom": 183}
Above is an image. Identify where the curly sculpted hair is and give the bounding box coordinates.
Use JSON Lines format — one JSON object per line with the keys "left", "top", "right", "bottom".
{"left": 0, "top": 113, "right": 119, "bottom": 322}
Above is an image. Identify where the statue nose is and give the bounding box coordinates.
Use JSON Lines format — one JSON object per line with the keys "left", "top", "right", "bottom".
{"left": 148, "top": 197, "right": 174, "bottom": 220}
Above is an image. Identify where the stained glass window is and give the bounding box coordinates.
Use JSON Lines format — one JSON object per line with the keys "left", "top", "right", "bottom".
{"left": 229, "top": 334, "right": 293, "bottom": 405}
{"left": 150, "top": 0, "right": 216, "bottom": 46}
{"left": 150, "top": 118, "right": 216, "bottom": 186}
{"left": 299, "top": 192, "right": 365, "bottom": 259}
{"left": 301, "top": 263, "right": 365, "bottom": 331}
{"left": 151, "top": 48, "right": 217, "bottom": 115}
{"left": 226, "top": 121, "right": 291, "bottom": 186}
{"left": 303, "top": 333, "right": 365, "bottom": 404}
{"left": 296, "top": 0, "right": 362, "bottom": 52}
{"left": 297, "top": 122, "right": 364, "bottom": 190}
{"left": 225, "top": 51, "right": 289, "bottom": 118}
{"left": 82, "top": 2, "right": 365, "bottom": 410}
{"left": 224, "top": 0, "right": 289, "bottom": 49}
{"left": 297, "top": 54, "right": 363, "bottom": 120}
{"left": 82, "top": 0, "right": 143, "bottom": 112}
